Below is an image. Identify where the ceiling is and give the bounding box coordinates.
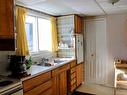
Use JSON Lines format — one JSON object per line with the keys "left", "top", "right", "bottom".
{"left": 16, "top": 0, "right": 127, "bottom": 16}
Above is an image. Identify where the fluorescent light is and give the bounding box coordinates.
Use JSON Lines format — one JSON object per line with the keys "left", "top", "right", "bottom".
{"left": 16, "top": 0, "right": 46, "bottom": 5}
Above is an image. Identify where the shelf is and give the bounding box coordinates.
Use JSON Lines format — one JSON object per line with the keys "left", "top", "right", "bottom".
{"left": 114, "top": 63, "right": 127, "bottom": 90}
{"left": 116, "top": 80, "right": 127, "bottom": 89}
{"left": 115, "top": 63, "right": 127, "bottom": 68}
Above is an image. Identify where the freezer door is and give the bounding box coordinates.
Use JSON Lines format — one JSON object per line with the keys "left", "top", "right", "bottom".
{"left": 76, "top": 34, "right": 84, "bottom": 64}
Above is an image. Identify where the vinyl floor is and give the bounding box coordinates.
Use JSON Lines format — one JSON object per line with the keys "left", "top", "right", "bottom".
{"left": 75, "top": 83, "right": 127, "bottom": 95}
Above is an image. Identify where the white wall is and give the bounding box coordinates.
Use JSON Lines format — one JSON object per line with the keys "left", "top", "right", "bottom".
{"left": 0, "top": 51, "right": 15, "bottom": 75}
{"left": 84, "top": 13, "right": 127, "bottom": 87}
{"left": 106, "top": 13, "right": 127, "bottom": 86}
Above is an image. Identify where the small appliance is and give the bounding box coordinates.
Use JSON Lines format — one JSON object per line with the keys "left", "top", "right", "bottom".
{"left": 9, "top": 55, "right": 28, "bottom": 78}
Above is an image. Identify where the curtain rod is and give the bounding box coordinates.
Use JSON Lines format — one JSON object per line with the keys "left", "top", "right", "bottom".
{"left": 16, "top": 4, "right": 54, "bottom": 17}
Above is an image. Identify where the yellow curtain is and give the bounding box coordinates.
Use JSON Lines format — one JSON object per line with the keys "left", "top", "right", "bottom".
{"left": 16, "top": 7, "right": 29, "bottom": 56}
{"left": 51, "top": 17, "right": 58, "bottom": 52}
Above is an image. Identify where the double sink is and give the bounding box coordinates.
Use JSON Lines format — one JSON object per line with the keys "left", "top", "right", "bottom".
{"left": 35, "top": 58, "right": 69, "bottom": 67}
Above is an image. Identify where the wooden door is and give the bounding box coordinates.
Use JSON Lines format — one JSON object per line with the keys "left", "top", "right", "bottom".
{"left": 76, "top": 63, "right": 83, "bottom": 87}
{"left": 59, "top": 71, "right": 67, "bottom": 95}
{"left": 0, "top": 0, "right": 14, "bottom": 38}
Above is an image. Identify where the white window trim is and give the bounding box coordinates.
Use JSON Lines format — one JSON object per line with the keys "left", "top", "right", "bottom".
{"left": 27, "top": 10, "right": 51, "bottom": 21}
{"left": 26, "top": 12, "right": 52, "bottom": 55}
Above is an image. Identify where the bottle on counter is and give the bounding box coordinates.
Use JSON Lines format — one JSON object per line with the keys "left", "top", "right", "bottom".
{"left": 26, "top": 56, "right": 32, "bottom": 69}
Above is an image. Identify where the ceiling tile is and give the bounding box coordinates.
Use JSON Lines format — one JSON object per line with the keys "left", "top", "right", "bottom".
{"left": 61, "top": 0, "right": 105, "bottom": 15}
{"left": 16, "top": 0, "right": 79, "bottom": 16}
{"left": 96, "top": 0, "right": 127, "bottom": 14}
{"left": 17, "top": 0, "right": 77, "bottom": 15}
{"left": 16, "top": 0, "right": 127, "bottom": 16}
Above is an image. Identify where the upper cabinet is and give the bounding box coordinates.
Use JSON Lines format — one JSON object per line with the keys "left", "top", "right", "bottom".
{"left": 74, "top": 15, "right": 82, "bottom": 33}
{"left": 0, "top": 0, "right": 15, "bottom": 51}
{"left": 0, "top": 0, "right": 14, "bottom": 38}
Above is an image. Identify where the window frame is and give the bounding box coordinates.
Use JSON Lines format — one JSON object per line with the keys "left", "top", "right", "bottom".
{"left": 25, "top": 13, "right": 52, "bottom": 54}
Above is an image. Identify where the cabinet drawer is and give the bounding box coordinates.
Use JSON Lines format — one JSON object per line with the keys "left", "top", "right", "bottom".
{"left": 71, "top": 72, "right": 76, "bottom": 80}
{"left": 52, "top": 64, "right": 70, "bottom": 77}
{"left": 24, "top": 80, "right": 52, "bottom": 95}
{"left": 76, "top": 63, "right": 84, "bottom": 86}
{"left": 71, "top": 84, "right": 76, "bottom": 92}
{"left": 23, "top": 71, "right": 51, "bottom": 92}
{"left": 39, "top": 88, "right": 52, "bottom": 95}
{"left": 70, "top": 67, "right": 76, "bottom": 74}
{"left": 71, "top": 78, "right": 76, "bottom": 85}
{"left": 70, "top": 60, "right": 76, "bottom": 68}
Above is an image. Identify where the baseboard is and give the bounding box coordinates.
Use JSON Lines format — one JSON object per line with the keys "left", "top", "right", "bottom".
{"left": 74, "top": 91, "right": 96, "bottom": 95}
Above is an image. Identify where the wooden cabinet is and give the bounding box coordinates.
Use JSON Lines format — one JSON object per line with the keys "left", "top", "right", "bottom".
{"left": 23, "top": 71, "right": 52, "bottom": 95}
{"left": 52, "top": 72, "right": 67, "bottom": 95}
{"left": 52, "top": 63, "right": 70, "bottom": 95}
{"left": 0, "top": 0, "right": 15, "bottom": 50}
{"left": 24, "top": 80, "right": 52, "bottom": 95}
{"left": 68, "top": 60, "right": 84, "bottom": 94}
{"left": 59, "top": 71, "right": 67, "bottom": 95}
{"left": 70, "top": 60, "right": 76, "bottom": 68}
{"left": 76, "top": 63, "right": 84, "bottom": 87}
{"left": 0, "top": 0, "right": 14, "bottom": 38}
{"left": 39, "top": 88, "right": 52, "bottom": 95}
{"left": 22, "top": 60, "right": 84, "bottom": 95}
{"left": 52, "top": 76, "right": 59, "bottom": 95}
{"left": 70, "top": 67, "right": 77, "bottom": 92}
{"left": 75, "top": 15, "right": 82, "bottom": 33}
{"left": 67, "top": 60, "right": 77, "bottom": 94}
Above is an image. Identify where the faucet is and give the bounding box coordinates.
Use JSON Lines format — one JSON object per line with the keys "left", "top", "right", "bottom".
{"left": 41, "top": 58, "right": 52, "bottom": 66}
{"left": 41, "top": 57, "right": 48, "bottom": 64}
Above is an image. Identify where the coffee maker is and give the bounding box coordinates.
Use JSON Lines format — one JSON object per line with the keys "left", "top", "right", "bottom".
{"left": 9, "top": 55, "right": 28, "bottom": 78}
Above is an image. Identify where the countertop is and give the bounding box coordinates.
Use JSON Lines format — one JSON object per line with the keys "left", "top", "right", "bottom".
{"left": 21, "top": 58, "right": 75, "bottom": 81}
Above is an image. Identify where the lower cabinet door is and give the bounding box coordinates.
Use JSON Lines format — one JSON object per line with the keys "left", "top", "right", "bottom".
{"left": 76, "top": 63, "right": 84, "bottom": 87}
{"left": 52, "top": 76, "right": 59, "bottom": 95}
{"left": 52, "top": 71, "right": 67, "bottom": 95}
{"left": 59, "top": 71, "right": 67, "bottom": 95}
{"left": 39, "top": 88, "right": 52, "bottom": 95}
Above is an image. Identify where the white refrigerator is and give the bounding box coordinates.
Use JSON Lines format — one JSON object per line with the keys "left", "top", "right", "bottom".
{"left": 75, "top": 34, "right": 84, "bottom": 64}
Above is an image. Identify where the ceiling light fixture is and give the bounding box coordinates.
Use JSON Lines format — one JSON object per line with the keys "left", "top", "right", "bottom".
{"left": 109, "top": 0, "right": 120, "bottom": 5}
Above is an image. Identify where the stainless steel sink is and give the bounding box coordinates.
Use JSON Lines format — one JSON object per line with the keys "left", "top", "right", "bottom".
{"left": 53, "top": 58, "right": 70, "bottom": 63}
{"left": 53, "top": 60, "right": 66, "bottom": 63}
{"left": 35, "top": 58, "right": 70, "bottom": 67}
{"left": 36, "top": 63, "right": 52, "bottom": 66}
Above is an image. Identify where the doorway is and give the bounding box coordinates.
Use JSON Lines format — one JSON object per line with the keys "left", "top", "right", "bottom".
{"left": 84, "top": 18, "right": 108, "bottom": 85}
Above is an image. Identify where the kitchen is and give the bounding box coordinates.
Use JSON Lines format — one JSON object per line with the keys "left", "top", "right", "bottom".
{"left": 0, "top": 0, "right": 127, "bottom": 95}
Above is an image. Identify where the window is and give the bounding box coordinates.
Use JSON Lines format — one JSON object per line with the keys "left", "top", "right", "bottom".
{"left": 38, "top": 18, "right": 52, "bottom": 51}
{"left": 26, "top": 23, "right": 33, "bottom": 51}
{"left": 25, "top": 15, "right": 52, "bottom": 53}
